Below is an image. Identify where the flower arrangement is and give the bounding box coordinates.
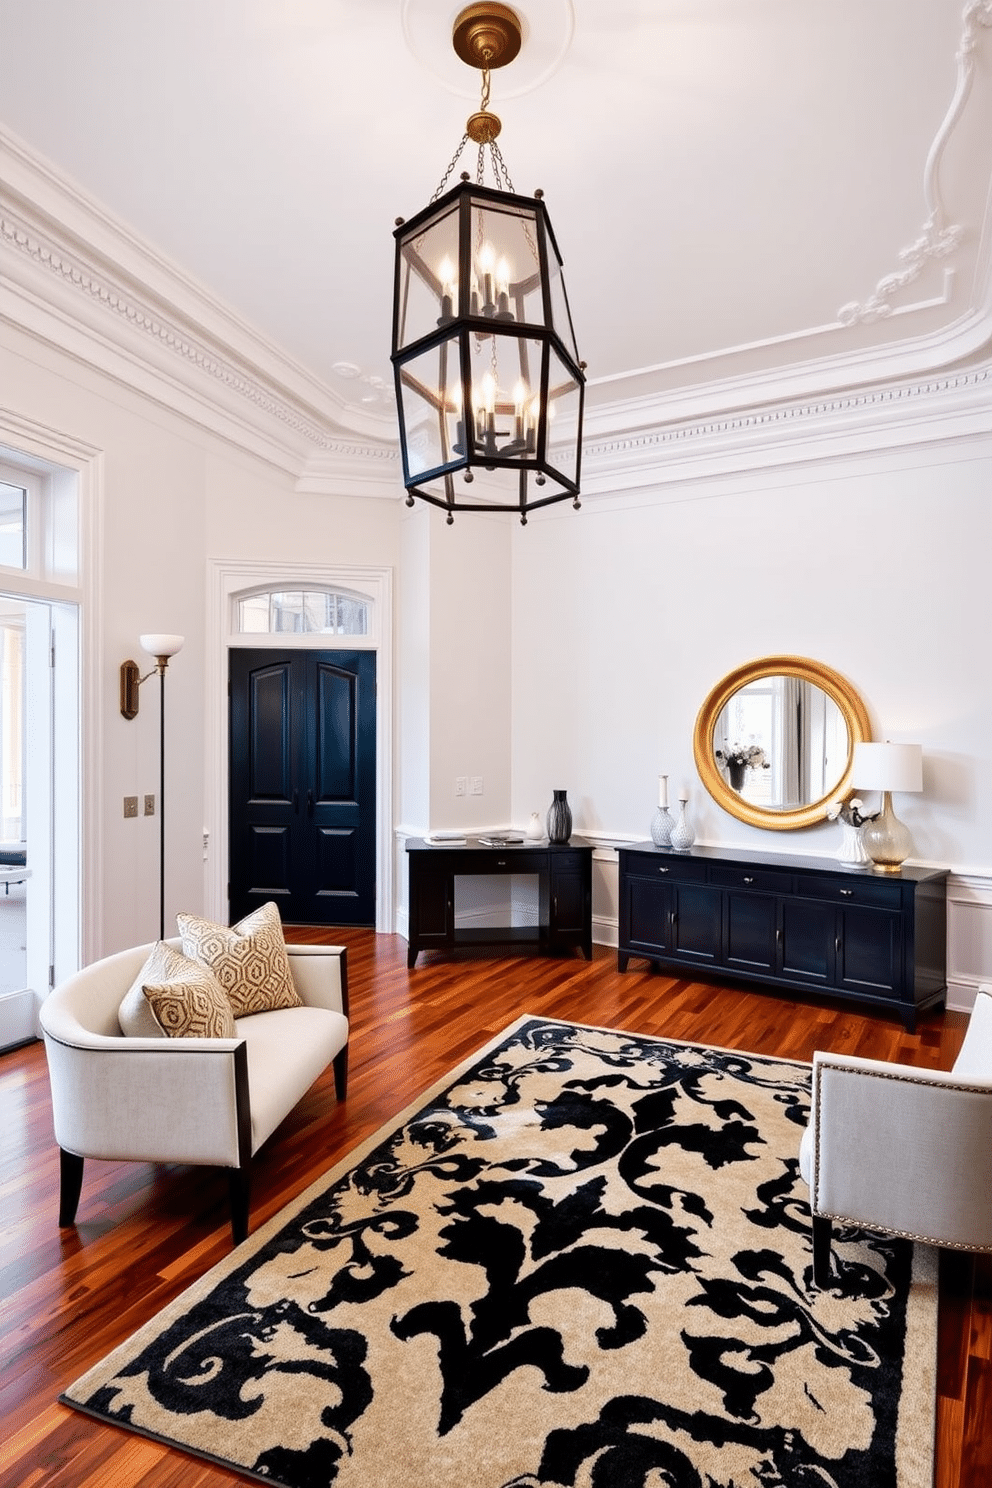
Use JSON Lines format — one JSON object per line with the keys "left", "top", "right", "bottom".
{"left": 826, "top": 797, "right": 877, "bottom": 827}
{"left": 716, "top": 742, "right": 768, "bottom": 771}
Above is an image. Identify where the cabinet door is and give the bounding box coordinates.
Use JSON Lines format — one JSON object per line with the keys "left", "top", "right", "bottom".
{"left": 409, "top": 862, "right": 453, "bottom": 946}
{"left": 550, "top": 864, "right": 587, "bottom": 935}
{"left": 724, "top": 891, "right": 777, "bottom": 973}
{"left": 624, "top": 875, "right": 676, "bottom": 956}
{"left": 836, "top": 907, "right": 901, "bottom": 999}
{"left": 548, "top": 856, "right": 591, "bottom": 954}
{"left": 779, "top": 899, "right": 835, "bottom": 984}
{"left": 671, "top": 884, "right": 722, "bottom": 965}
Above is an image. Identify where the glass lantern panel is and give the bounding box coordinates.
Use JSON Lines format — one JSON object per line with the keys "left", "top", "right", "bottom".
{"left": 544, "top": 345, "right": 582, "bottom": 489}
{"left": 396, "top": 335, "right": 465, "bottom": 481}
{"left": 468, "top": 199, "right": 545, "bottom": 328}
{"left": 545, "top": 256, "right": 580, "bottom": 364}
{"left": 395, "top": 202, "right": 460, "bottom": 353}
{"left": 467, "top": 334, "right": 543, "bottom": 465}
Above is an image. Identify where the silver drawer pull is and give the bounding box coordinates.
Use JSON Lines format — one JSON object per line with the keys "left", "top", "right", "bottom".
{"left": 658, "top": 866, "right": 669, "bottom": 874}
{"left": 496, "top": 858, "right": 507, "bottom": 866}
{"left": 839, "top": 888, "right": 853, "bottom": 896}
{"left": 743, "top": 876, "right": 754, "bottom": 884}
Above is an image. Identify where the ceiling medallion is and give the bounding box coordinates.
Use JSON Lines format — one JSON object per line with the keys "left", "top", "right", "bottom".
{"left": 390, "top": 4, "right": 585, "bottom": 525}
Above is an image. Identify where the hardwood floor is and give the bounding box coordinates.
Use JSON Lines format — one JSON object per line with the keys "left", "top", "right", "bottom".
{"left": 1, "top": 931, "right": 989, "bottom": 1486}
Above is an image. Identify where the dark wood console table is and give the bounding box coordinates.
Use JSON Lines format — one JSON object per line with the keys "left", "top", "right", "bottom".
{"left": 406, "top": 837, "right": 593, "bottom": 968}
{"left": 617, "top": 843, "right": 947, "bottom": 1031}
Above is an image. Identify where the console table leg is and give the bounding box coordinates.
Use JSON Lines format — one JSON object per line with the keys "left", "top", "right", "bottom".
{"left": 407, "top": 945, "right": 418, "bottom": 969}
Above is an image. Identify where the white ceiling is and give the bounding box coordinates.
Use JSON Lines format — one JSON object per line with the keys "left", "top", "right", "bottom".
{"left": 1, "top": 0, "right": 991, "bottom": 441}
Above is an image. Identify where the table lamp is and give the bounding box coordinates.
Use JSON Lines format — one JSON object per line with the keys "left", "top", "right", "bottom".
{"left": 852, "top": 741, "right": 923, "bottom": 873}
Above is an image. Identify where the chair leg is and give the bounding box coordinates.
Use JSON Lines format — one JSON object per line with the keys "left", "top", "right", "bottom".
{"left": 58, "top": 1149, "right": 85, "bottom": 1227}
{"left": 229, "top": 1167, "right": 251, "bottom": 1246}
{"left": 333, "top": 1045, "right": 349, "bottom": 1101}
{"left": 811, "top": 1213, "right": 834, "bottom": 1288}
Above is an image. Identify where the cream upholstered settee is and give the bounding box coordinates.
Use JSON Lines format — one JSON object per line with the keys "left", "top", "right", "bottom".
{"left": 39, "top": 938, "right": 348, "bottom": 1245}
{"left": 800, "top": 984, "right": 992, "bottom": 1287}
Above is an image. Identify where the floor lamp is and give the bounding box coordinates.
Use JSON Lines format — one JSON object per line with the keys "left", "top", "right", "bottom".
{"left": 120, "top": 633, "right": 184, "bottom": 939}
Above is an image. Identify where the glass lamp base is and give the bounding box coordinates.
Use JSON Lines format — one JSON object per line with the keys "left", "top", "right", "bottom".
{"left": 861, "top": 792, "right": 913, "bottom": 873}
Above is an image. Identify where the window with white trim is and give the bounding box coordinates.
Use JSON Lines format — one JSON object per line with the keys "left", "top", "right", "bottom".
{"left": 237, "top": 589, "right": 369, "bottom": 637}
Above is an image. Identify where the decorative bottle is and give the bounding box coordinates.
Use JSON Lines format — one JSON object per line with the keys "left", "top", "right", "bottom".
{"left": 546, "top": 789, "right": 572, "bottom": 844}
{"left": 651, "top": 773, "right": 674, "bottom": 847}
{"left": 525, "top": 811, "right": 544, "bottom": 841}
{"left": 669, "top": 795, "right": 695, "bottom": 852}
{"left": 651, "top": 808, "right": 674, "bottom": 847}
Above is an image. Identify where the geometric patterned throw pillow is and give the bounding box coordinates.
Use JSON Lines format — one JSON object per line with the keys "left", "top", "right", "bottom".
{"left": 118, "top": 940, "right": 235, "bottom": 1039}
{"left": 176, "top": 900, "right": 302, "bottom": 1018}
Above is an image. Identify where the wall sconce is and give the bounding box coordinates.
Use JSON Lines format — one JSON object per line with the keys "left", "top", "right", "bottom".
{"left": 120, "top": 634, "right": 185, "bottom": 718}
{"left": 120, "top": 633, "right": 184, "bottom": 939}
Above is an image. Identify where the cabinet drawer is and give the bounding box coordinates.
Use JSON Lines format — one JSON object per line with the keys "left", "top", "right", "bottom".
{"left": 710, "top": 864, "right": 793, "bottom": 894}
{"left": 624, "top": 854, "right": 709, "bottom": 883}
{"left": 477, "top": 851, "right": 548, "bottom": 874}
{"left": 797, "top": 875, "right": 902, "bottom": 908}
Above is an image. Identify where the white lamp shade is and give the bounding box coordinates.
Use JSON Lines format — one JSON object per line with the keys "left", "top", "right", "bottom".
{"left": 852, "top": 741, "right": 923, "bottom": 793}
{"left": 140, "top": 633, "right": 184, "bottom": 659}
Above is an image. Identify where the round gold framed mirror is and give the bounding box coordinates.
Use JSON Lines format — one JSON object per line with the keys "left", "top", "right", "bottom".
{"left": 692, "top": 656, "right": 871, "bottom": 830}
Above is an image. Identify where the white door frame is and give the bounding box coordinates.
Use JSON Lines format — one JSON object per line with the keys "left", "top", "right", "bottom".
{"left": 205, "top": 559, "right": 393, "bottom": 931}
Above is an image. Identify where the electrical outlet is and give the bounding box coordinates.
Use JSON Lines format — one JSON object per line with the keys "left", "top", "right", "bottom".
{"left": 470, "top": 776, "right": 484, "bottom": 795}
{"left": 455, "top": 776, "right": 467, "bottom": 797}
{"left": 144, "top": 794, "right": 155, "bottom": 816}
{"left": 123, "top": 796, "right": 138, "bottom": 818}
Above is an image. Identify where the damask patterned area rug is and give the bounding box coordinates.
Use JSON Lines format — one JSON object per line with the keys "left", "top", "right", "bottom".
{"left": 61, "top": 1016, "right": 937, "bottom": 1488}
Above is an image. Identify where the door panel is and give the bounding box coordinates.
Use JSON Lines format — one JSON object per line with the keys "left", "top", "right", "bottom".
{"left": 229, "top": 649, "right": 376, "bottom": 926}
{"left": 249, "top": 664, "right": 294, "bottom": 801}
{"left": 779, "top": 899, "right": 834, "bottom": 983}
{"left": 725, "top": 891, "right": 777, "bottom": 972}
{"left": 246, "top": 824, "right": 293, "bottom": 899}
{"left": 672, "top": 884, "right": 721, "bottom": 964}
{"left": 315, "top": 664, "right": 357, "bottom": 801}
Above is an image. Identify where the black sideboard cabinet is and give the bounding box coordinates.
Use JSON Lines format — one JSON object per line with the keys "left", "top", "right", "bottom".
{"left": 406, "top": 837, "right": 593, "bottom": 968}
{"left": 617, "top": 843, "right": 947, "bottom": 1031}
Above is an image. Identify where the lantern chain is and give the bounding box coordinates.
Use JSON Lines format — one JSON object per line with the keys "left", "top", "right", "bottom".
{"left": 430, "top": 133, "right": 471, "bottom": 203}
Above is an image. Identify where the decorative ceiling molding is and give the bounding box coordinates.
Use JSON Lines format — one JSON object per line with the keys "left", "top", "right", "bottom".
{"left": 578, "top": 363, "right": 992, "bottom": 495}
{"left": 0, "top": 200, "right": 398, "bottom": 462}
{"left": 837, "top": 0, "right": 992, "bottom": 327}
{"left": 589, "top": 1, "right": 992, "bottom": 403}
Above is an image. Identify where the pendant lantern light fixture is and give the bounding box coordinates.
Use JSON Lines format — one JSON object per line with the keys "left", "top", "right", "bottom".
{"left": 391, "top": 4, "right": 585, "bottom": 525}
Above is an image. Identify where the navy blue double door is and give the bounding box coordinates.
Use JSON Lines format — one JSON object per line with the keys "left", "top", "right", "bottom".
{"left": 228, "top": 649, "right": 376, "bottom": 926}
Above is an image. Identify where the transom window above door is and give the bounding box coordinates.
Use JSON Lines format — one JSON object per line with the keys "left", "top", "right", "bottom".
{"left": 238, "top": 589, "right": 369, "bottom": 636}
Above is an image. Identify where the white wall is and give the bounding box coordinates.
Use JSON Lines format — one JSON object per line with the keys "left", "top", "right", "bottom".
{"left": 1, "top": 321, "right": 403, "bottom": 960}
{"left": 507, "top": 431, "right": 992, "bottom": 1002}
{"left": 510, "top": 439, "right": 990, "bottom": 869}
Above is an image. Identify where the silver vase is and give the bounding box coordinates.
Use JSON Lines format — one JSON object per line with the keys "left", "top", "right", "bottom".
{"left": 669, "top": 798, "right": 695, "bottom": 852}
{"left": 650, "top": 807, "right": 674, "bottom": 847}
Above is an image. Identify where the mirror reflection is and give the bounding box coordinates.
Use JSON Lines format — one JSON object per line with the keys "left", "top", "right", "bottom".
{"left": 714, "top": 676, "right": 850, "bottom": 812}
{"left": 693, "top": 656, "right": 871, "bottom": 832}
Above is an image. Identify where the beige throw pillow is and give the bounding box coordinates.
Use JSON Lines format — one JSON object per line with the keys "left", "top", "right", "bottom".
{"left": 119, "top": 941, "right": 236, "bottom": 1039}
{"left": 177, "top": 901, "right": 302, "bottom": 1018}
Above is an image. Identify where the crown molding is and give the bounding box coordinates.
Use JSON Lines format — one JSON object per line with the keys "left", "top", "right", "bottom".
{"left": 0, "top": 124, "right": 397, "bottom": 471}
{"left": 579, "top": 361, "right": 992, "bottom": 495}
